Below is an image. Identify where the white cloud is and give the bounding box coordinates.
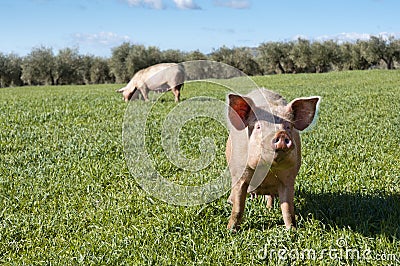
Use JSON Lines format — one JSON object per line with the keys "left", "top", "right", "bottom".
{"left": 122, "top": 0, "right": 200, "bottom": 9}
{"left": 213, "top": 0, "right": 250, "bottom": 9}
{"left": 319, "top": 32, "right": 400, "bottom": 43}
{"left": 124, "top": 0, "right": 164, "bottom": 9}
{"left": 73, "top": 32, "right": 131, "bottom": 46}
{"left": 316, "top": 32, "right": 371, "bottom": 42}
{"left": 292, "top": 32, "right": 400, "bottom": 43}
{"left": 173, "top": 0, "right": 201, "bottom": 9}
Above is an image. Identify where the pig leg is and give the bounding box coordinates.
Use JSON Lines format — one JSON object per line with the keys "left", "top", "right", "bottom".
{"left": 172, "top": 84, "right": 182, "bottom": 102}
{"left": 227, "top": 180, "right": 249, "bottom": 231}
{"left": 139, "top": 86, "right": 150, "bottom": 102}
{"left": 227, "top": 168, "right": 253, "bottom": 231}
{"left": 278, "top": 185, "right": 296, "bottom": 229}
{"left": 131, "top": 89, "right": 141, "bottom": 101}
{"left": 266, "top": 195, "right": 274, "bottom": 209}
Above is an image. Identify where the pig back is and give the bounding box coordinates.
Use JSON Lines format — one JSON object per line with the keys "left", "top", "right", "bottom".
{"left": 138, "top": 63, "right": 184, "bottom": 91}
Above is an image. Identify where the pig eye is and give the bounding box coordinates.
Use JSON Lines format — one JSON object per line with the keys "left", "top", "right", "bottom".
{"left": 255, "top": 124, "right": 261, "bottom": 130}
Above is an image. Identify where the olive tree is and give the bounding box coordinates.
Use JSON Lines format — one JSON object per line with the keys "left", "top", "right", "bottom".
{"left": 0, "top": 53, "right": 23, "bottom": 87}
{"left": 21, "top": 46, "right": 56, "bottom": 85}
{"left": 54, "top": 48, "right": 81, "bottom": 85}
{"left": 109, "top": 42, "right": 132, "bottom": 83}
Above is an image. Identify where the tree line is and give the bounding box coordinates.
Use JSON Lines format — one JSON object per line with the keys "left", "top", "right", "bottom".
{"left": 1, "top": 36, "right": 399, "bottom": 88}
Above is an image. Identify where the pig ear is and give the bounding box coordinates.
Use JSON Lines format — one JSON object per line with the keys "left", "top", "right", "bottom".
{"left": 228, "top": 94, "right": 254, "bottom": 130}
{"left": 288, "top": 97, "right": 321, "bottom": 131}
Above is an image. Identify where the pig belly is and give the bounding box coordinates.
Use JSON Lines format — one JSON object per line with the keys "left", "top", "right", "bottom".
{"left": 250, "top": 173, "right": 280, "bottom": 195}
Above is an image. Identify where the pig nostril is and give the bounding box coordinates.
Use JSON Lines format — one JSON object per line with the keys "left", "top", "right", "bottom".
{"left": 272, "top": 134, "right": 292, "bottom": 150}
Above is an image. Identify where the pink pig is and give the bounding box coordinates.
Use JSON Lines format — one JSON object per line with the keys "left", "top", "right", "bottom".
{"left": 226, "top": 88, "right": 320, "bottom": 231}
{"left": 117, "top": 63, "right": 185, "bottom": 102}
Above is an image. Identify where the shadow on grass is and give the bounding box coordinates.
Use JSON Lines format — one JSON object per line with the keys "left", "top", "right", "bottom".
{"left": 296, "top": 190, "right": 400, "bottom": 238}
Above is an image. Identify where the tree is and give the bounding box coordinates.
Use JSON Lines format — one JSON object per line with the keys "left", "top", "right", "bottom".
{"left": 210, "top": 46, "right": 233, "bottom": 63}
{"left": 290, "top": 38, "right": 312, "bottom": 73}
{"left": 257, "top": 42, "right": 286, "bottom": 74}
{"left": 365, "top": 36, "right": 385, "bottom": 68}
{"left": 0, "top": 53, "right": 22, "bottom": 87}
{"left": 231, "top": 47, "right": 261, "bottom": 75}
{"left": 185, "top": 50, "right": 208, "bottom": 61}
{"left": 77, "top": 55, "right": 95, "bottom": 85}
{"left": 54, "top": 48, "right": 81, "bottom": 85}
{"left": 90, "top": 57, "right": 112, "bottom": 84}
{"left": 322, "top": 40, "right": 342, "bottom": 71}
{"left": 393, "top": 39, "right": 400, "bottom": 66}
{"left": 145, "top": 46, "right": 163, "bottom": 66}
{"left": 210, "top": 46, "right": 261, "bottom": 75}
{"left": 109, "top": 42, "right": 132, "bottom": 83}
{"left": 161, "top": 49, "right": 186, "bottom": 63}
{"left": 310, "top": 41, "right": 340, "bottom": 73}
{"left": 257, "top": 42, "right": 295, "bottom": 74}
{"left": 0, "top": 53, "right": 7, "bottom": 87}
{"left": 351, "top": 40, "right": 370, "bottom": 70}
{"left": 338, "top": 42, "right": 353, "bottom": 70}
{"left": 366, "top": 36, "right": 399, "bottom": 69}
{"left": 279, "top": 42, "right": 295, "bottom": 73}
{"left": 126, "top": 45, "right": 155, "bottom": 78}
{"left": 21, "top": 46, "right": 55, "bottom": 85}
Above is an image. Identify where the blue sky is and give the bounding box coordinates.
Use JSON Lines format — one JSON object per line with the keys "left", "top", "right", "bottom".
{"left": 1, "top": 0, "right": 399, "bottom": 57}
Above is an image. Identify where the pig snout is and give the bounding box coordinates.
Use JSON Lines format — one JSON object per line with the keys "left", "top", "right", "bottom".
{"left": 271, "top": 131, "right": 293, "bottom": 152}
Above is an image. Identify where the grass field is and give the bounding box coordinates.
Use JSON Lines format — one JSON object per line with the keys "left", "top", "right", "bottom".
{"left": 1, "top": 70, "right": 400, "bottom": 265}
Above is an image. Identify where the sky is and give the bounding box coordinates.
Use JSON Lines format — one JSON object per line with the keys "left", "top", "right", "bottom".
{"left": 1, "top": 0, "right": 399, "bottom": 58}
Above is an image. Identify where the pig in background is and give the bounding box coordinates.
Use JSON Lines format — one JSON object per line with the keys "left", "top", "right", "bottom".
{"left": 226, "top": 88, "right": 320, "bottom": 231}
{"left": 117, "top": 63, "right": 185, "bottom": 102}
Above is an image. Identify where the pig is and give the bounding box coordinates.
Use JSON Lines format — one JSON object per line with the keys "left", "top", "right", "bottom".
{"left": 226, "top": 88, "right": 320, "bottom": 231}
{"left": 117, "top": 63, "right": 185, "bottom": 102}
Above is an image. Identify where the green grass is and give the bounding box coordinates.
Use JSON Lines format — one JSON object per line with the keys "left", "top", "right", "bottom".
{"left": 1, "top": 70, "right": 400, "bottom": 265}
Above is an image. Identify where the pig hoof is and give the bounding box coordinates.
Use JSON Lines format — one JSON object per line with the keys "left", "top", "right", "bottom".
{"left": 285, "top": 223, "right": 297, "bottom": 230}
{"left": 227, "top": 221, "right": 240, "bottom": 232}
{"left": 227, "top": 224, "right": 239, "bottom": 233}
